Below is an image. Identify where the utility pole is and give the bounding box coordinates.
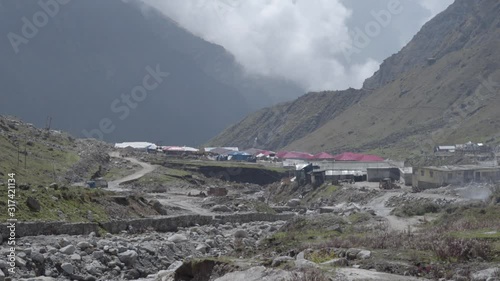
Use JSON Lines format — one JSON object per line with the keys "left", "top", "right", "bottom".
{"left": 45, "top": 116, "right": 52, "bottom": 137}
{"left": 17, "top": 143, "right": 20, "bottom": 167}
{"left": 24, "top": 144, "right": 27, "bottom": 170}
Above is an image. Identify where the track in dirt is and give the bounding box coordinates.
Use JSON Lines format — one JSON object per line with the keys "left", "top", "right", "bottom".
{"left": 107, "top": 152, "right": 157, "bottom": 192}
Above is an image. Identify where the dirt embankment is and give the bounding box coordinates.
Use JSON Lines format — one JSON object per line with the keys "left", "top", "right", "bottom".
{"left": 166, "top": 162, "right": 287, "bottom": 185}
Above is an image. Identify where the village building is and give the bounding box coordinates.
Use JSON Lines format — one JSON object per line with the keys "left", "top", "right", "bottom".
{"left": 412, "top": 165, "right": 500, "bottom": 190}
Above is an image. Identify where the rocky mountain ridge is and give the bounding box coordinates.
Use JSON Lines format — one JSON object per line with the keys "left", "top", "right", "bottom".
{"left": 210, "top": 0, "right": 500, "bottom": 158}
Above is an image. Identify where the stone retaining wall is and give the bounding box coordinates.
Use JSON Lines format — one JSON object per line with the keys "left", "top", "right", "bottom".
{"left": 1, "top": 213, "right": 295, "bottom": 239}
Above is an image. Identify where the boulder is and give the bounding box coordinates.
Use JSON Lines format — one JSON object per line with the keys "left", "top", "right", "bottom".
{"left": 346, "top": 248, "right": 361, "bottom": 260}
{"left": 234, "top": 230, "right": 248, "bottom": 239}
{"left": 77, "top": 241, "right": 92, "bottom": 250}
{"left": 15, "top": 257, "right": 26, "bottom": 268}
{"left": 49, "top": 183, "right": 59, "bottom": 190}
{"left": 60, "top": 245, "right": 76, "bottom": 255}
{"left": 59, "top": 238, "right": 71, "bottom": 247}
{"left": 356, "top": 250, "right": 371, "bottom": 260}
{"left": 287, "top": 199, "right": 301, "bottom": 207}
{"left": 61, "top": 262, "right": 74, "bottom": 275}
{"left": 26, "top": 197, "right": 41, "bottom": 212}
{"left": 118, "top": 250, "right": 138, "bottom": 265}
{"left": 92, "top": 250, "right": 104, "bottom": 259}
{"left": 31, "top": 252, "right": 45, "bottom": 264}
{"left": 168, "top": 234, "right": 188, "bottom": 243}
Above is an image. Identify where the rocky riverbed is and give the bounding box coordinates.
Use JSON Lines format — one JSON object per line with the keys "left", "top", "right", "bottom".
{"left": 0, "top": 220, "right": 286, "bottom": 281}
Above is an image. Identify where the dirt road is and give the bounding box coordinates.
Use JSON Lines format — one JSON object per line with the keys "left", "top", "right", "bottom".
{"left": 107, "top": 152, "right": 157, "bottom": 192}
{"left": 365, "top": 189, "right": 464, "bottom": 231}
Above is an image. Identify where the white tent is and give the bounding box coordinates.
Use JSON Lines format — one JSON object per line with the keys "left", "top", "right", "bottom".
{"left": 115, "top": 142, "right": 157, "bottom": 150}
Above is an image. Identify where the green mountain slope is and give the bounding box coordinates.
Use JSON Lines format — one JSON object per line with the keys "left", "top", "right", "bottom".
{"left": 210, "top": 0, "right": 500, "bottom": 158}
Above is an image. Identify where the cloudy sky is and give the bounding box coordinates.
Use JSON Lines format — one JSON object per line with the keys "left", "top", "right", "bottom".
{"left": 139, "top": 0, "right": 454, "bottom": 91}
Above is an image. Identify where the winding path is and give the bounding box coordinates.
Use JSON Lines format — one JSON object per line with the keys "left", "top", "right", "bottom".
{"left": 107, "top": 152, "right": 157, "bottom": 192}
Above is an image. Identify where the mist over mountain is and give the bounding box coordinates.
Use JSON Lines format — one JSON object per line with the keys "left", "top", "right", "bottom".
{"left": 0, "top": 0, "right": 303, "bottom": 145}
{"left": 210, "top": 0, "right": 500, "bottom": 157}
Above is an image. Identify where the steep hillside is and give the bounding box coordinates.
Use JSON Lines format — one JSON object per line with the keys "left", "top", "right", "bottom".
{"left": 207, "top": 88, "right": 367, "bottom": 150}
{"left": 211, "top": 0, "right": 500, "bottom": 158}
{"left": 0, "top": 0, "right": 302, "bottom": 145}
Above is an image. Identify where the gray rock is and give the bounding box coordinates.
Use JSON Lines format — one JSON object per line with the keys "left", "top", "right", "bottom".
{"left": 271, "top": 256, "right": 294, "bottom": 267}
{"left": 0, "top": 260, "right": 9, "bottom": 269}
{"left": 346, "top": 248, "right": 361, "bottom": 260}
{"left": 287, "top": 199, "right": 301, "bottom": 207}
{"left": 118, "top": 250, "right": 138, "bottom": 265}
{"left": 85, "top": 260, "right": 104, "bottom": 276}
{"left": 296, "top": 251, "right": 305, "bottom": 260}
{"left": 26, "top": 197, "right": 41, "bottom": 212}
{"left": 210, "top": 205, "right": 232, "bottom": 212}
{"left": 49, "top": 183, "right": 59, "bottom": 190}
{"left": 77, "top": 241, "right": 92, "bottom": 250}
{"left": 472, "top": 268, "right": 500, "bottom": 281}
{"left": 47, "top": 246, "right": 58, "bottom": 254}
{"left": 31, "top": 252, "right": 45, "bottom": 264}
{"left": 70, "top": 254, "right": 81, "bottom": 261}
{"left": 234, "top": 230, "right": 248, "bottom": 239}
{"left": 61, "top": 262, "right": 74, "bottom": 275}
{"left": 92, "top": 250, "right": 104, "bottom": 259}
{"left": 15, "top": 257, "right": 26, "bottom": 268}
{"left": 196, "top": 243, "right": 209, "bottom": 254}
{"left": 356, "top": 250, "right": 371, "bottom": 260}
{"left": 59, "top": 238, "right": 71, "bottom": 247}
{"left": 168, "top": 234, "right": 188, "bottom": 243}
{"left": 205, "top": 239, "right": 215, "bottom": 248}
{"left": 60, "top": 245, "right": 76, "bottom": 255}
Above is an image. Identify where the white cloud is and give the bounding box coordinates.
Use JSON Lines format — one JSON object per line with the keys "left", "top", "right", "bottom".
{"left": 418, "top": 0, "right": 454, "bottom": 24}
{"left": 139, "top": 0, "right": 385, "bottom": 91}
{"left": 138, "top": 0, "right": 453, "bottom": 92}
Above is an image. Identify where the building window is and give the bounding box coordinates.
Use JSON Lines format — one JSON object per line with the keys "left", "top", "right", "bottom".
{"left": 430, "top": 171, "right": 434, "bottom": 178}
{"left": 448, "top": 173, "right": 453, "bottom": 180}
{"left": 421, "top": 170, "right": 425, "bottom": 176}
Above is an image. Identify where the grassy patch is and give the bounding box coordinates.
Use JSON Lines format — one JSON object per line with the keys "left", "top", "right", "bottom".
{"left": 391, "top": 201, "right": 441, "bottom": 217}
{"left": 306, "top": 248, "right": 336, "bottom": 264}
{"left": 0, "top": 185, "right": 110, "bottom": 222}
{"left": 348, "top": 212, "right": 372, "bottom": 223}
{"left": 0, "top": 133, "right": 80, "bottom": 186}
{"left": 449, "top": 229, "right": 500, "bottom": 240}
{"left": 304, "top": 185, "right": 339, "bottom": 203}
